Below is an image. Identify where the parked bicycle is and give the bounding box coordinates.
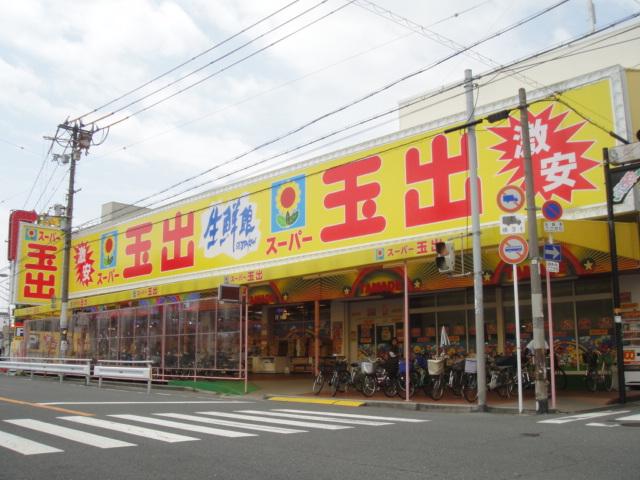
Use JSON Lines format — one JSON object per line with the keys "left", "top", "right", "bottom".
{"left": 583, "top": 350, "right": 613, "bottom": 392}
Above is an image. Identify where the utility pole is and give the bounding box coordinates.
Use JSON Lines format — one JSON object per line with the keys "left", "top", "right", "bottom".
{"left": 465, "top": 69, "right": 486, "bottom": 410}
{"left": 518, "top": 88, "right": 548, "bottom": 413}
{"left": 57, "top": 123, "right": 92, "bottom": 357}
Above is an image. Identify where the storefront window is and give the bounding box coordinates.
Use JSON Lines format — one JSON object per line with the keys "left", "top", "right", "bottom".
{"left": 576, "top": 298, "right": 614, "bottom": 367}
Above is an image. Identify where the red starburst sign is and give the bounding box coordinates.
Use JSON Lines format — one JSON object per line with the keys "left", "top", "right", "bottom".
{"left": 488, "top": 105, "right": 598, "bottom": 202}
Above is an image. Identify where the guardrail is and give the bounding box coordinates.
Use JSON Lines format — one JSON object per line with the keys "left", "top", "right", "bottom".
{"left": 0, "top": 357, "right": 91, "bottom": 385}
{"left": 94, "top": 360, "right": 153, "bottom": 393}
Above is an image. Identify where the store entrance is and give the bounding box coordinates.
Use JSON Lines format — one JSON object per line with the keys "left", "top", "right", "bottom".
{"left": 248, "top": 301, "right": 331, "bottom": 374}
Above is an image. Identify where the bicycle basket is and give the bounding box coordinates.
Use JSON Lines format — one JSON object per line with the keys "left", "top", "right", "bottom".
{"left": 464, "top": 358, "right": 477, "bottom": 374}
{"left": 361, "top": 361, "right": 375, "bottom": 375}
{"left": 428, "top": 358, "right": 445, "bottom": 375}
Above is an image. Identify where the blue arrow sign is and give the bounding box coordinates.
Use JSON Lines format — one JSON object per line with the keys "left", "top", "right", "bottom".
{"left": 544, "top": 243, "right": 562, "bottom": 261}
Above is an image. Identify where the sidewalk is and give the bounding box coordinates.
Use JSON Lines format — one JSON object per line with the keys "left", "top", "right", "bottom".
{"left": 244, "top": 373, "right": 640, "bottom": 413}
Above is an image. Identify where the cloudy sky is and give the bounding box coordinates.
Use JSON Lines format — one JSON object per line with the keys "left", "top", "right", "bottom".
{"left": 1, "top": 0, "right": 639, "bottom": 309}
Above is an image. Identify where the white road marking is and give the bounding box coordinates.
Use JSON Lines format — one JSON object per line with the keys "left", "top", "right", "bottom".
{"left": 39, "top": 401, "right": 252, "bottom": 405}
{"left": 196, "top": 411, "right": 351, "bottom": 430}
{"left": 0, "top": 430, "right": 63, "bottom": 455}
{"left": 615, "top": 413, "right": 640, "bottom": 421}
{"left": 272, "top": 409, "right": 430, "bottom": 423}
{"left": 155, "top": 413, "right": 305, "bottom": 434}
{"left": 538, "top": 411, "right": 630, "bottom": 424}
{"left": 586, "top": 422, "right": 620, "bottom": 428}
{"left": 238, "top": 410, "right": 391, "bottom": 426}
{"left": 4, "top": 419, "right": 135, "bottom": 449}
{"left": 109, "top": 414, "right": 256, "bottom": 438}
{"left": 61, "top": 416, "right": 199, "bottom": 443}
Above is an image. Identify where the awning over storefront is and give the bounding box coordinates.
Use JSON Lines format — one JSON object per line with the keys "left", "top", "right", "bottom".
{"left": 14, "top": 218, "right": 639, "bottom": 317}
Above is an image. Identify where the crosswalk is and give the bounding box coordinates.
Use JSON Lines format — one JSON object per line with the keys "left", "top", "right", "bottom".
{"left": 0, "top": 408, "right": 428, "bottom": 456}
{"left": 538, "top": 410, "right": 640, "bottom": 428}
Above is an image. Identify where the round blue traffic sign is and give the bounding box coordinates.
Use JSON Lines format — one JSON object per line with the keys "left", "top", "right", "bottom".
{"left": 541, "top": 200, "right": 563, "bottom": 221}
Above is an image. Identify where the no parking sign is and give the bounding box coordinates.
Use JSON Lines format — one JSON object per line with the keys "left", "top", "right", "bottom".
{"left": 499, "top": 235, "right": 529, "bottom": 265}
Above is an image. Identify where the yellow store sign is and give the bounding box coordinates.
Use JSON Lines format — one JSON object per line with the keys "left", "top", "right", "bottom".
{"left": 67, "top": 79, "right": 615, "bottom": 296}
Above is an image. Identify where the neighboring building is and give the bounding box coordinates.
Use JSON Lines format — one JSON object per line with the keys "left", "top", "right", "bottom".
{"left": 10, "top": 31, "right": 640, "bottom": 385}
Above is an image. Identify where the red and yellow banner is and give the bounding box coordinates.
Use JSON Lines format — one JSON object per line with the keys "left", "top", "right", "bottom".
{"left": 14, "top": 222, "right": 63, "bottom": 305}
{"left": 65, "top": 79, "right": 615, "bottom": 297}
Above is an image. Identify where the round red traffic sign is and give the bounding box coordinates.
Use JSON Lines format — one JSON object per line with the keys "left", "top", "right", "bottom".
{"left": 499, "top": 235, "right": 529, "bottom": 265}
{"left": 497, "top": 185, "right": 525, "bottom": 213}
{"left": 541, "top": 200, "right": 563, "bottom": 221}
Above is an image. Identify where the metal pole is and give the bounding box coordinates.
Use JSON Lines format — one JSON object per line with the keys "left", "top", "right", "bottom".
{"left": 518, "top": 88, "right": 548, "bottom": 413}
{"left": 314, "top": 300, "right": 320, "bottom": 376}
{"left": 404, "top": 261, "right": 410, "bottom": 401}
{"left": 546, "top": 243, "right": 557, "bottom": 410}
{"left": 603, "top": 148, "right": 626, "bottom": 403}
{"left": 514, "top": 264, "right": 523, "bottom": 414}
{"left": 465, "top": 69, "right": 486, "bottom": 410}
{"left": 244, "top": 288, "right": 249, "bottom": 394}
{"left": 59, "top": 126, "right": 79, "bottom": 357}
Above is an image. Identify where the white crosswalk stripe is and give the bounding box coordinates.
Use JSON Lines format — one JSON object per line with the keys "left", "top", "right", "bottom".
{"left": 272, "top": 409, "right": 430, "bottom": 423}
{"left": 537, "top": 411, "right": 630, "bottom": 424}
{"left": 1, "top": 406, "right": 426, "bottom": 456}
{"left": 60, "top": 416, "right": 200, "bottom": 443}
{"left": 615, "top": 413, "right": 640, "bottom": 421}
{"left": 155, "top": 413, "right": 306, "bottom": 434}
{"left": 586, "top": 422, "right": 620, "bottom": 428}
{"left": 4, "top": 419, "right": 135, "bottom": 449}
{"left": 0, "top": 430, "right": 63, "bottom": 456}
{"left": 109, "top": 414, "right": 257, "bottom": 438}
{"left": 238, "top": 410, "right": 392, "bottom": 426}
{"left": 196, "top": 411, "right": 351, "bottom": 430}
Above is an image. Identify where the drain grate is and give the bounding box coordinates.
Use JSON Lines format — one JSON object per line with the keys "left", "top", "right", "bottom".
{"left": 521, "top": 432, "right": 541, "bottom": 437}
{"left": 620, "top": 423, "right": 640, "bottom": 428}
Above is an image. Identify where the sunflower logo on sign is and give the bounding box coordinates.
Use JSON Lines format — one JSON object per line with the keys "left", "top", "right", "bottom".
{"left": 271, "top": 175, "right": 305, "bottom": 232}
{"left": 100, "top": 231, "right": 118, "bottom": 269}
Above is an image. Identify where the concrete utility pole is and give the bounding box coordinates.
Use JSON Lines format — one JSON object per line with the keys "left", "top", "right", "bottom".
{"left": 518, "top": 88, "right": 548, "bottom": 413}
{"left": 58, "top": 123, "right": 92, "bottom": 357}
{"left": 465, "top": 69, "right": 486, "bottom": 410}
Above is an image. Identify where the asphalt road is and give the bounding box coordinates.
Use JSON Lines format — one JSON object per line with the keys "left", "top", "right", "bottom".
{"left": 1, "top": 375, "right": 639, "bottom": 480}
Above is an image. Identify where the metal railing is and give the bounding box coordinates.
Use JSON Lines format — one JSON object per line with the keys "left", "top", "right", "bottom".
{"left": 0, "top": 356, "right": 92, "bottom": 385}
{"left": 94, "top": 359, "right": 154, "bottom": 393}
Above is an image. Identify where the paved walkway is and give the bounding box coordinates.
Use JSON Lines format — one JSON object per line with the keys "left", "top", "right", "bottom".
{"left": 245, "top": 373, "right": 640, "bottom": 413}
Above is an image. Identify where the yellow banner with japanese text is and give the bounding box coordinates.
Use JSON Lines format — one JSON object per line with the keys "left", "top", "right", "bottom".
{"left": 15, "top": 222, "right": 63, "bottom": 305}
{"left": 67, "top": 79, "right": 616, "bottom": 297}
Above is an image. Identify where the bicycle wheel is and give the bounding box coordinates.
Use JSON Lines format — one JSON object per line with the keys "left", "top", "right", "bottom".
{"left": 603, "top": 370, "right": 613, "bottom": 392}
{"left": 312, "top": 372, "right": 324, "bottom": 395}
{"left": 585, "top": 372, "right": 597, "bottom": 392}
{"left": 463, "top": 374, "right": 478, "bottom": 403}
{"left": 331, "top": 371, "right": 341, "bottom": 397}
{"left": 451, "top": 370, "right": 464, "bottom": 396}
{"left": 430, "top": 376, "right": 444, "bottom": 400}
{"left": 497, "top": 370, "right": 513, "bottom": 398}
{"left": 383, "top": 377, "right": 398, "bottom": 397}
{"left": 353, "top": 373, "right": 364, "bottom": 392}
{"left": 361, "top": 374, "right": 376, "bottom": 397}
{"left": 554, "top": 367, "right": 567, "bottom": 390}
{"left": 397, "top": 373, "right": 416, "bottom": 398}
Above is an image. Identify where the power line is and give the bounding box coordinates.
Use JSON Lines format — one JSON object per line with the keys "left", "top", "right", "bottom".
{"left": 72, "top": 0, "right": 304, "bottom": 124}
{"left": 89, "top": 0, "right": 337, "bottom": 126}
{"left": 83, "top": 0, "right": 586, "bottom": 227}
{"left": 91, "top": 0, "right": 494, "bottom": 162}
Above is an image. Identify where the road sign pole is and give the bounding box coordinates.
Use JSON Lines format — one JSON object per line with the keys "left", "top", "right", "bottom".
{"left": 519, "top": 88, "right": 548, "bottom": 413}
{"left": 546, "top": 234, "right": 557, "bottom": 410}
{"left": 514, "top": 264, "right": 523, "bottom": 414}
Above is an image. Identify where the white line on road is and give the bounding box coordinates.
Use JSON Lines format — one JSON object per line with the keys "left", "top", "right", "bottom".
{"left": 4, "top": 419, "right": 136, "bottom": 449}
{"left": 155, "top": 413, "right": 306, "bottom": 434}
{"left": 238, "top": 410, "right": 391, "bottom": 426}
{"left": 60, "top": 416, "right": 200, "bottom": 443}
{"left": 196, "top": 411, "right": 351, "bottom": 430}
{"left": 273, "top": 409, "right": 429, "bottom": 423}
{"left": 615, "top": 413, "right": 640, "bottom": 421}
{"left": 586, "top": 422, "right": 620, "bottom": 428}
{"left": 39, "top": 401, "right": 252, "bottom": 405}
{"left": 109, "top": 415, "right": 256, "bottom": 438}
{"left": 0, "top": 430, "right": 63, "bottom": 455}
{"left": 538, "top": 411, "right": 631, "bottom": 424}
